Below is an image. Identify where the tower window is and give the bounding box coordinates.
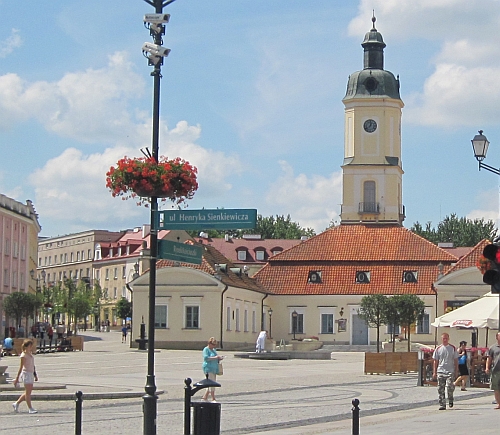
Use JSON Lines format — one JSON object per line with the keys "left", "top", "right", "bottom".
{"left": 308, "top": 271, "right": 322, "bottom": 283}
{"left": 356, "top": 271, "right": 370, "bottom": 284}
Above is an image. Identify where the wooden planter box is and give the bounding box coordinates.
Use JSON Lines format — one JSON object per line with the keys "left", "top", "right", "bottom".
{"left": 365, "top": 352, "right": 418, "bottom": 374}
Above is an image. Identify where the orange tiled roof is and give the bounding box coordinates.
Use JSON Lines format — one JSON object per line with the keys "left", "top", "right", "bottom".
{"left": 444, "top": 239, "right": 491, "bottom": 275}
{"left": 255, "top": 225, "right": 458, "bottom": 296}
{"left": 156, "top": 244, "right": 266, "bottom": 293}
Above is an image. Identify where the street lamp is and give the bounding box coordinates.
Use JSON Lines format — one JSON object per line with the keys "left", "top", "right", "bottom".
{"left": 141, "top": 1, "right": 176, "bottom": 434}
{"left": 470, "top": 130, "right": 500, "bottom": 332}
{"left": 292, "top": 310, "right": 298, "bottom": 340}
{"left": 268, "top": 308, "right": 273, "bottom": 339}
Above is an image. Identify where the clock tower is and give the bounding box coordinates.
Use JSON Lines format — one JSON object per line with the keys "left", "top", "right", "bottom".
{"left": 340, "top": 17, "right": 405, "bottom": 225}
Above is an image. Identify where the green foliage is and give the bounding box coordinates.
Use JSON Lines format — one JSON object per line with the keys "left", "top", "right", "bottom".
{"left": 188, "top": 214, "right": 316, "bottom": 239}
{"left": 393, "top": 294, "right": 425, "bottom": 352}
{"left": 116, "top": 298, "right": 132, "bottom": 320}
{"left": 411, "top": 213, "right": 498, "bottom": 247}
{"left": 358, "top": 295, "right": 387, "bottom": 352}
{"left": 4, "top": 292, "right": 32, "bottom": 326}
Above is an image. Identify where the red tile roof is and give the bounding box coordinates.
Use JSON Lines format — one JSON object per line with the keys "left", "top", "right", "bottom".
{"left": 255, "top": 225, "right": 459, "bottom": 296}
{"left": 444, "top": 239, "right": 491, "bottom": 275}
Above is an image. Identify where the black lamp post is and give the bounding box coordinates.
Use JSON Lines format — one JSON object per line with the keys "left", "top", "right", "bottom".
{"left": 292, "top": 310, "right": 298, "bottom": 340}
{"left": 141, "top": 1, "right": 176, "bottom": 434}
{"left": 268, "top": 308, "right": 273, "bottom": 339}
{"left": 470, "top": 129, "right": 500, "bottom": 332}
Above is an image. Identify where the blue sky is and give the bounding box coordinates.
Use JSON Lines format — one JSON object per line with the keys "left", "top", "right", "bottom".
{"left": 1, "top": 0, "right": 500, "bottom": 238}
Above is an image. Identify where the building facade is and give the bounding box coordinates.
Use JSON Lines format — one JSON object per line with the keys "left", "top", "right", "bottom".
{"left": 0, "top": 194, "right": 41, "bottom": 334}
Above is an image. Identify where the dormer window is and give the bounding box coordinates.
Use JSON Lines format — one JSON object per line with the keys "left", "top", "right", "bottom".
{"left": 237, "top": 250, "right": 247, "bottom": 261}
{"left": 308, "top": 270, "right": 322, "bottom": 283}
{"left": 356, "top": 271, "right": 370, "bottom": 284}
{"left": 403, "top": 271, "right": 418, "bottom": 283}
{"left": 255, "top": 250, "right": 265, "bottom": 261}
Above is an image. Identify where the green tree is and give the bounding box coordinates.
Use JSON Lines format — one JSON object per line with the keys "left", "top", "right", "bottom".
{"left": 384, "top": 297, "right": 401, "bottom": 352}
{"left": 3, "top": 292, "right": 33, "bottom": 331}
{"left": 393, "top": 294, "right": 425, "bottom": 352}
{"left": 411, "top": 213, "right": 498, "bottom": 247}
{"left": 116, "top": 298, "right": 132, "bottom": 322}
{"left": 358, "top": 295, "right": 387, "bottom": 352}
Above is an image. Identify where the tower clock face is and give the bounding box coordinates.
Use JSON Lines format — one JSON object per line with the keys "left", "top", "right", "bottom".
{"left": 363, "top": 119, "right": 377, "bottom": 133}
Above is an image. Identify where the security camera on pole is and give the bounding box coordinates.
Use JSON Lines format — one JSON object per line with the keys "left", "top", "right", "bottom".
{"left": 141, "top": 1, "right": 177, "bottom": 434}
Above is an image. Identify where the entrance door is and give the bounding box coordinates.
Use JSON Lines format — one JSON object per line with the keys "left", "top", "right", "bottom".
{"left": 351, "top": 314, "right": 368, "bottom": 345}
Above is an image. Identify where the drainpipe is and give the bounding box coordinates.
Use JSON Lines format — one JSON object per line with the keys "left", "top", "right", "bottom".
{"left": 126, "top": 283, "right": 134, "bottom": 345}
{"left": 433, "top": 284, "right": 438, "bottom": 348}
{"left": 219, "top": 285, "right": 228, "bottom": 349}
{"left": 260, "top": 294, "right": 269, "bottom": 331}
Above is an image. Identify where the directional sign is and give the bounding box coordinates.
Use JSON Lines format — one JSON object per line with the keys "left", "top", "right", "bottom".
{"left": 157, "top": 240, "right": 203, "bottom": 264}
{"left": 157, "top": 209, "right": 257, "bottom": 231}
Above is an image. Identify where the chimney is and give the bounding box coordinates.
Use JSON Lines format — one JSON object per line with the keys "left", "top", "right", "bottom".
{"left": 142, "top": 224, "right": 151, "bottom": 238}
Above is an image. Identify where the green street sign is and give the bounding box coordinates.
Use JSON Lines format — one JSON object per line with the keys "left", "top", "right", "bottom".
{"left": 157, "top": 209, "right": 257, "bottom": 230}
{"left": 157, "top": 240, "right": 203, "bottom": 265}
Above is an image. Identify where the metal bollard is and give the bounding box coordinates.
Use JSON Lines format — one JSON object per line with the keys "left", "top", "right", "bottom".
{"left": 75, "top": 391, "right": 83, "bottom": 435}
{"left": 352, "top": 398, "right": 360, "bottom": 435}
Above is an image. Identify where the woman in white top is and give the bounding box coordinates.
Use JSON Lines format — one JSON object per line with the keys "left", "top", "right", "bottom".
{"left": 13, "top": 339, "right": 38, "bottom": 414}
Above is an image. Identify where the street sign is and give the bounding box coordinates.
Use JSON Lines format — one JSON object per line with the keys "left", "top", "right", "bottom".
{"left": 157, "top": 240, "right": 203, "bottom": 265}
{"left": 157, "top": 209, "right": 257, "bottom": 230}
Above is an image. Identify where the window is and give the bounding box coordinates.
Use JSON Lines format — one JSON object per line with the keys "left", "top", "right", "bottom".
{"left": 13, "top": 241, "right": 18, "bottom": 258}
{"left": 235, "top": 307, "right": 240, "bottom": 331}
{"left": 237, "top": 250, "right": 247, "bottom": 261}
{"left": 64, "top": 253, "right": 68, "bottom": 263}
{"left": 122, "top": 286, "right": 127, "bottom": 298}
{"left": 387, "top": 324, "right": 400, "bottom": 335}
{"left": 70, "top": 252, "right": 74, "bottom": 262}
{"left": 5, "top": 238, "right": 10, "bottom": 255}
{"left": 105, "top": 269, "right": 109, "bottom": 280}
{"left": 255, "top": 250, "right": 265, "bottom": 261}
{"left": 417, "top": 313, "right": 430, "bottom": 334}
{"left": 54, "top": 255, "right": 58, "bottom": 264}
{"left": 113, "top": 287, "right": 117, "bottom": 299}
{"left": 3, "top": 269, "right": 8, "bottom": 286}
{"left": 77, "top": 251, "right": 80, "bottom": 261}
{"left": 114, "top": 268, "right": 118, "bottom": 279}
{"left": 155, "top": 305, "right": 168, "bottom": 328}
{"left": 88, "top": 249, "right": 93, "bottom": 260}
{"left": 20, "top": 273, "right": 25, "bottom": 290}
{"left": 81, "top": 251, "right": 85, "bottom": 261}
{"left": 363, "top": 180, "right": 377, "bottom": 212}
{"left": 48, "top": 256, "right": 52, "bottom": 265}
{"left": 12, "top": 271, "right": 17, "bottom": 288}
{"left": 122, "top": 266, "right": 126, "bottom": 278}
{"left": 185, "top": 306, "right": 199, "bottom": 329}
{"left": 244, "top": 309, "right": 248, "bottom": 332}
{"left": 21, "top": 244, "right": 26, "bottom": 260}
{"left": 226, "top": 306, "right": 231, "bottom": 331}
{"left": 252, "top": 310, "right": 256, "bottom": 333}
{"left": 308, "top": 271, "right": 322, "bottom": 283}
{"left": 291, "top": 312, "right": 304, "bottom": 334}
{"left": 355, "top": 271, "right": 370, "bottom": 284}
{"left": 321, "top": 313, "right": 334, "bottom": 334}
{"left": 403, "top": 271, "right": 418, "bottom": 283}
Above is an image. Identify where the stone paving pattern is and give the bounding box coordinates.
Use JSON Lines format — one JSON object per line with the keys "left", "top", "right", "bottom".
{"left": 0, "top": 331, "right": 497, "bottom": 434}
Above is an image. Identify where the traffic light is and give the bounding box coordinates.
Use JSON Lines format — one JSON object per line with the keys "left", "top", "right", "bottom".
{"left": 482, "top": 244, "right": 500, "bottom": 294}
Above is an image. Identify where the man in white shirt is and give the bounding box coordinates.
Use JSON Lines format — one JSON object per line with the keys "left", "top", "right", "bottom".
{"left": 433, "top": 332, "right": 458, "bottom": 410}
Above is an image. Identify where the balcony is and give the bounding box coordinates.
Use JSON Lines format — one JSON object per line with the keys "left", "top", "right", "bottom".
{"left": 358, "top": 202, "right": 380, "bottom": 214}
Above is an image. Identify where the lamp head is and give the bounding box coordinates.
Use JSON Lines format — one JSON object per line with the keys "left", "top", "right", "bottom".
{"left": 472, "top": 130, "right": 490, "bottom": 162}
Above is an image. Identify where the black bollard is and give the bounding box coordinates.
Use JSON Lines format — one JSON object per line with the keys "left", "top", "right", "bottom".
{"left": 75, "top": 391, "right": 83, "bottom": 435}
{"left": 352, "top": 398, "right": 360, "bottom": 435}
{"left": 184, "top": 378, "right": 193, "bottom": 435}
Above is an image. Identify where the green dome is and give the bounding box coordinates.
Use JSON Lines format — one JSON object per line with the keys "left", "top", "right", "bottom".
{"left": 344, "top": 69, "right": 400, "bottom": 100}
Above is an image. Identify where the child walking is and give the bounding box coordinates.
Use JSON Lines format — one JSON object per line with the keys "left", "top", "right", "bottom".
{"left": 13, "top": 339, "right": 38, "bottom": 414}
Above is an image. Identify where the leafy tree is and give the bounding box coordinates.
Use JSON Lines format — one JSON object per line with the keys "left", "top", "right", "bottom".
{"left": 358, "top": 295, "right": 387, "bottom": 352}
{"left": 384, "top": 297, "right": 401, "bottom": 352}
{"left": 188, "top": 214, "right": 316, "bottom": 239}
{"left": 4, "top": 292, "right": 31, "bottom": 328}
{"left": 116, "top": 298, "right": 132, "bottom": 322}
{"left": 411, "top": 213, "right": 498, "bottom": 247}
{"left": 393, "top": 294, "right": 425, "bottom": 352}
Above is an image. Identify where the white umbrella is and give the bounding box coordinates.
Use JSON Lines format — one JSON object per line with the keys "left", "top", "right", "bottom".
{"left": 431, "top": 292, "right": 499, "bottom": 330}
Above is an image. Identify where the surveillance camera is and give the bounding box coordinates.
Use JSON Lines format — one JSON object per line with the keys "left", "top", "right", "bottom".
{"left": 143, "top": 13, "right": 170, "bottom": 24}
{"left": 142, "top": 42, "right": 171, "bottom": 57}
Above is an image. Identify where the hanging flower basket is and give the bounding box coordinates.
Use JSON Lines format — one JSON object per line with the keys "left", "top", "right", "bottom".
{"left": 106, "top": 156, "right": 198, "bottom": 206}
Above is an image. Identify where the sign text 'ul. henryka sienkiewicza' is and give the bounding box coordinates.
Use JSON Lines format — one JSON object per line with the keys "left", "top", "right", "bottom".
{"left": 157, "top": 209, "right": 257, "bottom": 230}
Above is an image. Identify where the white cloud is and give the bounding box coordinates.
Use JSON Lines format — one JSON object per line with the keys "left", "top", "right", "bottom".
{"left": 0, "top": 52, "right": 145, "bottom": 141}
{"left": 348, "top": 1, "right": 500, "bottom": 128}
{"left": 265, "top": 161, "right": 342, "bottom": 232}
{"left": 0, "top": 28, "right": 22, "bottom": 58}
{"left": 467, "top": 188, "right": 500, "bottom": 224}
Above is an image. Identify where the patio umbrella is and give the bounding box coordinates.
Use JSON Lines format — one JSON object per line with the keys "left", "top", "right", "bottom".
{"left": 431, "top": 292, "right": 499, "bottom": 330}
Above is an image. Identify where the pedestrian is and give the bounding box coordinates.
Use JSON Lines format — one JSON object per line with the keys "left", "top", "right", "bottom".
{"left": 121, "top": 325, "right": 128, "bottom": 343}
{"left": 12, "top": 339, "right": 38, "bottom": 414}
{"left": 47, "top": 325, "right": 53, "bottom": 345}
{"left": 201, "top": 337, "right": 223, "bottom": 402}
{"left": 485, "top": 331, "right": 500, "bottom": 409}
{"left": 56, "top": 323, "right": 64, "bottom": 340}
{"left": 454, "top": 341, "right": 469, "bottom": 391}
{"left": 256, "top": 330, "right": 267, "bottom": 353}
{"left": 432, "top": 332, "right": 458, "bottom": 410}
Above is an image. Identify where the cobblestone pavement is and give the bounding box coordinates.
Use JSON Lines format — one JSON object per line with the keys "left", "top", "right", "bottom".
{"left": 0, "top": 331, "right": 496, "bottom": 434}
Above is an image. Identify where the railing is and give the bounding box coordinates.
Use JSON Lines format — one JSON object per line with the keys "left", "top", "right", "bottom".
{"left": 358, "top": 202, "right": 380, "bottom": 214}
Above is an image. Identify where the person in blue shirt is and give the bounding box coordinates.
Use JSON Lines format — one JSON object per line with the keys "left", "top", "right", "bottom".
{"left": 201, "top": 337, "right": 223, "bottom": 402}
{"left": 4, "top": 336, "right": 14, "bottom": 354}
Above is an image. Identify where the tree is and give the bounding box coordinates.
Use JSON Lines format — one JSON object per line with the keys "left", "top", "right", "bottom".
{"left": 116, "top": 298, "right": 132, "bottom": 323}
{"left": 393, "top": 294, "right": 425, "bottom": 352}
{"left": 384, "top": 297, "right": 401, "bottom": 352}
{"left": 4, "top": 292, "right": 31, "bottom": 330}
{"left": 411, "top": 213, "right": 498, "bottom": 247}
{"left": 188, "top": 214, "right": 316, "bottom": 239}
{"left": 358, "top": 295, "right": 387, "bottom": 352}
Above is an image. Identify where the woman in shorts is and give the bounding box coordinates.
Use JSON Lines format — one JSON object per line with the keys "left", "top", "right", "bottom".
{"left": 12, "top": 339, "right": 38, "bottom": 414}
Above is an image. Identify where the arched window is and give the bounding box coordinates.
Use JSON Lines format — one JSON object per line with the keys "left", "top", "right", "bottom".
{"left": 363, "top": 181, "right": 377, "bottom": 213}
